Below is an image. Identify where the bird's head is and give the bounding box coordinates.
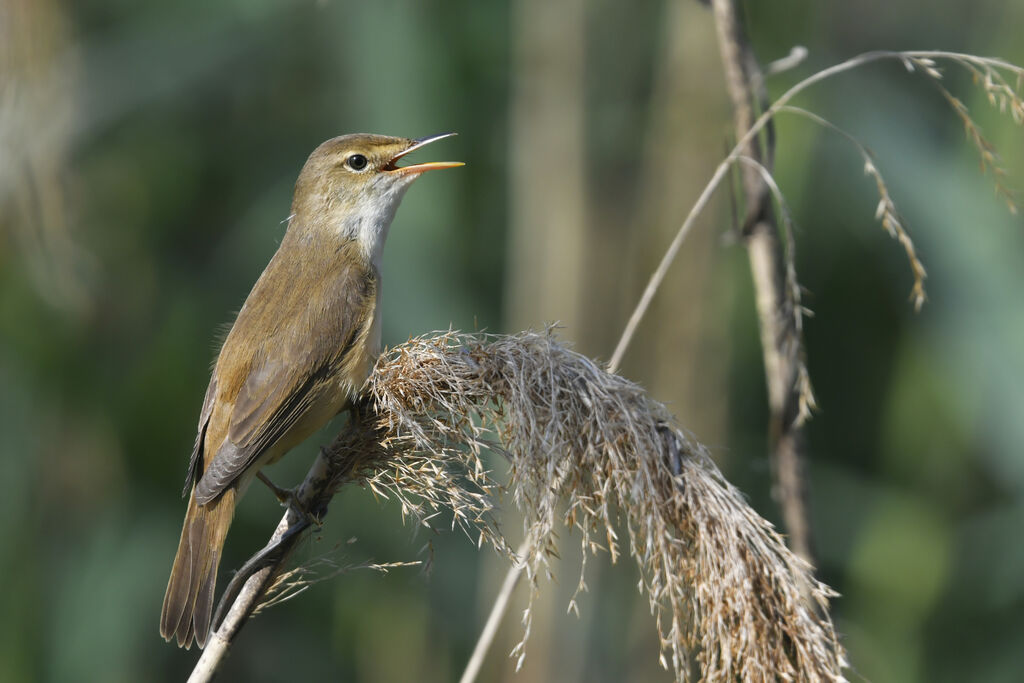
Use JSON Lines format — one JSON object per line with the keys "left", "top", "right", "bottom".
{"left": 290, "top": 133, "right": 462, "bottom": 265}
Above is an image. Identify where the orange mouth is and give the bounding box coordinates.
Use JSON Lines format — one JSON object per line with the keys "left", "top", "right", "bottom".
{"left": 387, "top": 132, "right": 464, "bottom": 174}
{"left": 396, "top": 160, "right": 464, "bottom": 174}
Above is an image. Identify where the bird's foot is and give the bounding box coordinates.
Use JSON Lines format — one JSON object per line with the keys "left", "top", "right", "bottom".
{"left": 257, "top": 472, "right": 326, "bottom": 527}
{"left": 256, "top": 471, "right": 297, "bottom": 506}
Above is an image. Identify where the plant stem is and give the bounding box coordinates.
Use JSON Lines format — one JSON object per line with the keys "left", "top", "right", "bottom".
{"left": 710, "top": 0, "right": 815, "bottom": 563}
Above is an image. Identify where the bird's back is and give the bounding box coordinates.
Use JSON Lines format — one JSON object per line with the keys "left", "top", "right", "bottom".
{"left": 194, "top": 234, "right": 379, "bottom": 501}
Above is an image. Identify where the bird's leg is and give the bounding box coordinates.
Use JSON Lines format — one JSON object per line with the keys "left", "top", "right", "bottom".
{"left": 257, "top": 471, "right": 299, "bottom": 506}
{"left": 257, "top": 471, "right": 327, "bottom": 527}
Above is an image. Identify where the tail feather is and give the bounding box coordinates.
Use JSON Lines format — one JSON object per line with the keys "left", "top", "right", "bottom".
{"left": 160, "top": 488, "right": 236, "bottom": 649}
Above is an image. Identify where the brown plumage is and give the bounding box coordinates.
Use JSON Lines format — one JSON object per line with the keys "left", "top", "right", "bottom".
{"left": 160, "top": 133, "right": 461, "bottom": 649}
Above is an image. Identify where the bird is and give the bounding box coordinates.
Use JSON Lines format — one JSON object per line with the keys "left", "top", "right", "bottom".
{"left": 159, "top": 133, "right": 462, "bottom": 649}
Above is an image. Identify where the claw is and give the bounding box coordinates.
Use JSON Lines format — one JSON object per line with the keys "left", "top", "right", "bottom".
{"left": 256, "top": 471, "right": 296, "bottom": 506}
{"left": 257, "top": 471, "right": 326, "bottom": 527}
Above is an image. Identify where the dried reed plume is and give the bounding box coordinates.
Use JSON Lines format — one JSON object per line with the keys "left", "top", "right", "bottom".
{"left": 316, "top": 329, "right": 847, "bottom": 682}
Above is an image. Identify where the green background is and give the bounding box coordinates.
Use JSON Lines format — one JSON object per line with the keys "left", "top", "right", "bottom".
{"left": 2, "top": 0, "right": 1023, "bottom": 681}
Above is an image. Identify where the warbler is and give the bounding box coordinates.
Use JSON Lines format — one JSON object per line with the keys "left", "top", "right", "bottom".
{"left": 159, "top": 133, "right": 462, "bottom": 649}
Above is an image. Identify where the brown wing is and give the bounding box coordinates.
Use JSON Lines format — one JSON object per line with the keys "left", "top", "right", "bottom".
{"left": 182, "top": 377, "right": 217, "bottom": 497}
{"left": 191, "top": 238, "right": 376, "bottom": 504}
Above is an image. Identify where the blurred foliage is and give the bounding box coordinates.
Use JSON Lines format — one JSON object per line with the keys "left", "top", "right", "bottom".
{"left": 1, "top": 0, "right": 1023, "bottom": 681}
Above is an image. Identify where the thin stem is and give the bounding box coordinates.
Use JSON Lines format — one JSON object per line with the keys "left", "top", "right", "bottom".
{"left": 607, "top": 159, "right": 732, "bottom": 374}
{"left": 458, "top": 539, "right": 531, "bottom": 683}
{"left": 187, "top": 443, "right": 356, "bottom": 681}
{"left": 609, "top": 48, "right": 1010, "bottom": 371}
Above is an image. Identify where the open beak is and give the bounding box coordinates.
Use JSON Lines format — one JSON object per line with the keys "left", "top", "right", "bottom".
{"left": 389, "top": 132, "right": 464, "bottom": 174}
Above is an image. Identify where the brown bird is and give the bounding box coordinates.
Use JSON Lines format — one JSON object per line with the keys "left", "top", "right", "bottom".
{"left": 159, "top": 133, "right": 462, "bottom": 649}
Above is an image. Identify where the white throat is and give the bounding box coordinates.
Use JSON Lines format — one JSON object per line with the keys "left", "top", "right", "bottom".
{"left": 342, "top": 174, "right": 417, "bottom": 268}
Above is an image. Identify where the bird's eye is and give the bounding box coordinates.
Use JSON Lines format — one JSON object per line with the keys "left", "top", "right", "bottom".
{"left": 346, "top": 154, "right": 369, "bottom": 171}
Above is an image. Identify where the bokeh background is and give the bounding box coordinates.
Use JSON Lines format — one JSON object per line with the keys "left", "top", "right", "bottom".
{"left": 2, "top": 0, "right": 1023, "bottom": 681}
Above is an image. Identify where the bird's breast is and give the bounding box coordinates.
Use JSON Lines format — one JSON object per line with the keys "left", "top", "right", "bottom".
{"left": 342, "top": 283, "right": 383, "bottom": 395}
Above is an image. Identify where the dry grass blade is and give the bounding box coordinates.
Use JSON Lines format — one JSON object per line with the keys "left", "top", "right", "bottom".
{"left": 335, "top": 329, "right": 847, "bottom": 681}
{"left": 611, "top": 51, "right": 1024, "bottom": 371}
{"left": 777, "top": 105, "right": 929, "bottom": 310}
{"left": 735, "top": 154, "right": 817, "bottom": 423}
{"left": 906, "top": 55, "right": 1020, "bottom": 214}
{"left": 255, "top": 555, "right": 422, "bottom": 616}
